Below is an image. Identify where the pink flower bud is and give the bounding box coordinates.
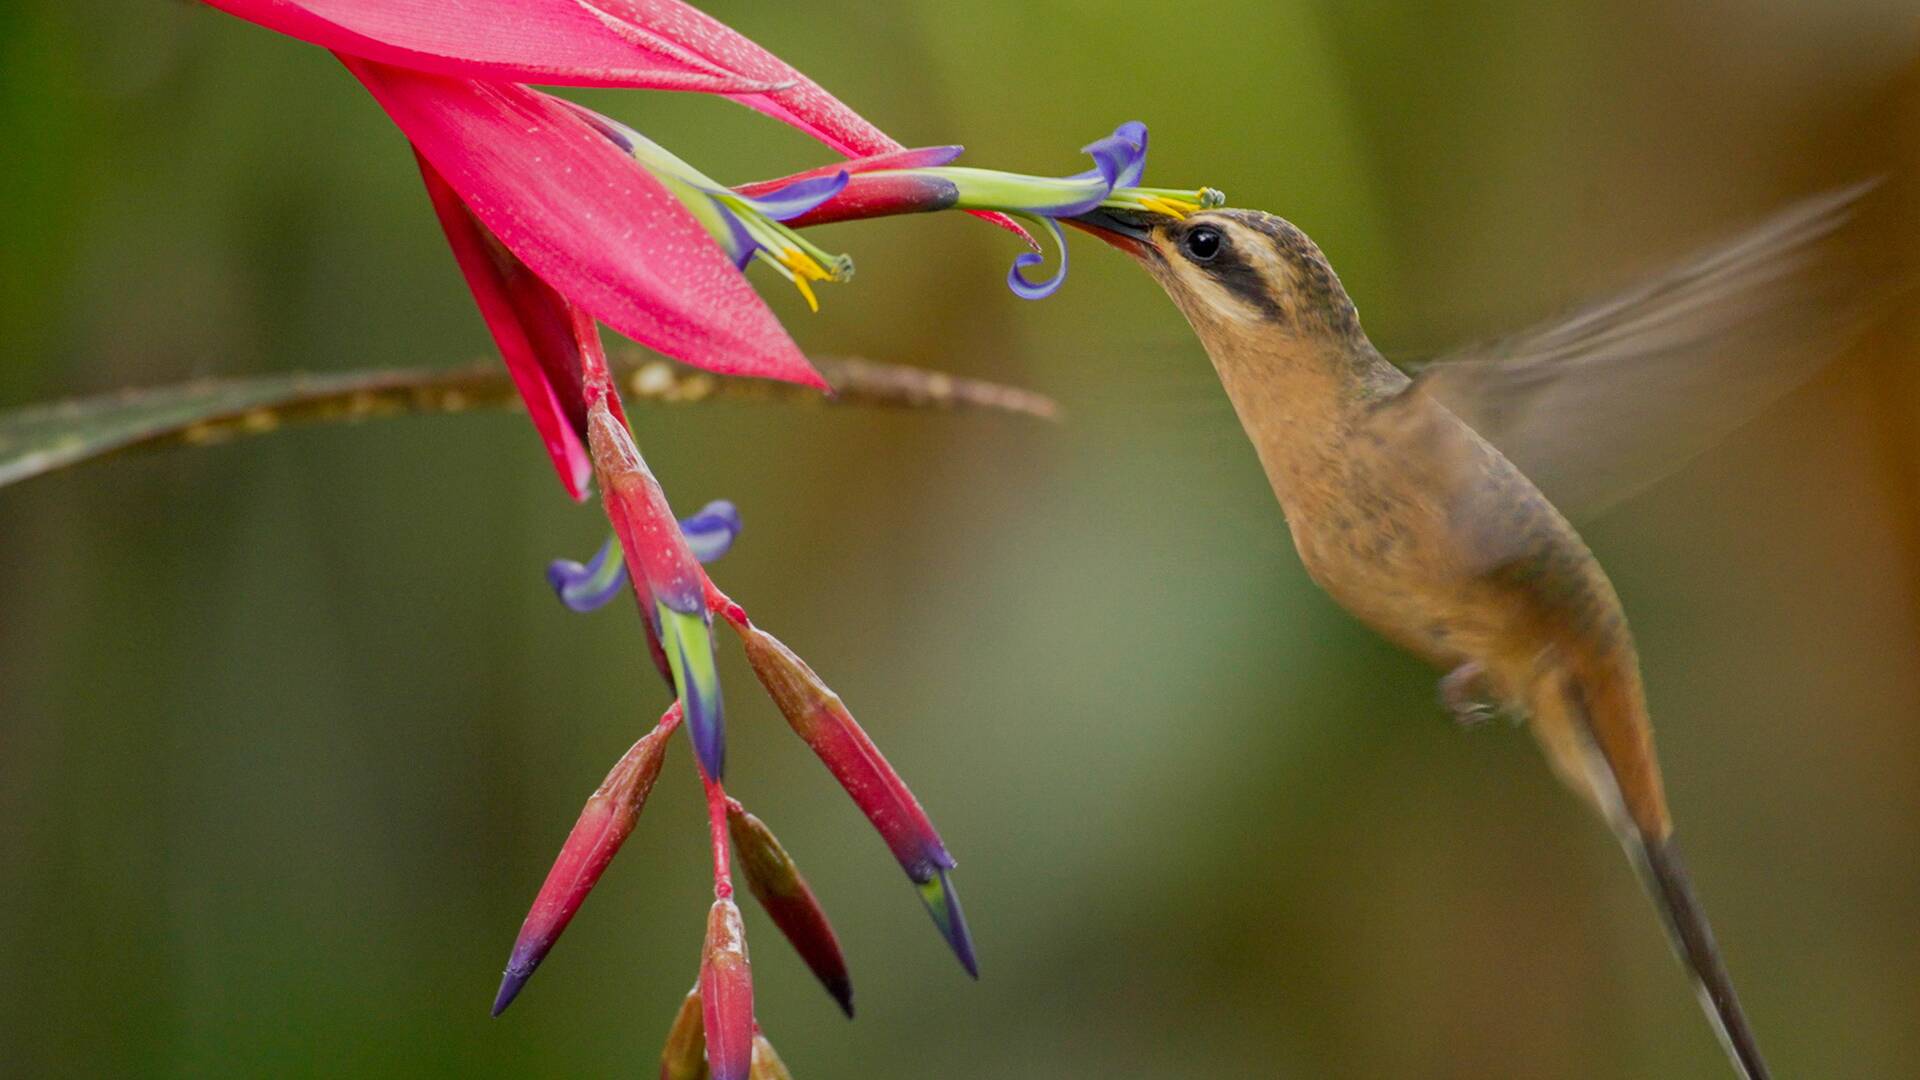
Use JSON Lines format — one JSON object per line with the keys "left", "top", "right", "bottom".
{"left": 699, "top": 898, "right": 754, "bottom": 1080}
{"left": 727, "top": 803, "right": 852, "bottom": 1016}
{"left": 492, "top": 705, "right": 678, "bottom": 1015}
{"left": 659, "top": 985, "right": 708, "bottom": 1080}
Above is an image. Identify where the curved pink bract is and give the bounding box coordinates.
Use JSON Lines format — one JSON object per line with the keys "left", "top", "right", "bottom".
{"left": 203, "top": 0, "right": 778, "bottom": 90}
{"left": 416, "top": 157, "right": 596, "bottom": 498}
{"left": 349, "top": 58, "right": 827, "bottom": 389}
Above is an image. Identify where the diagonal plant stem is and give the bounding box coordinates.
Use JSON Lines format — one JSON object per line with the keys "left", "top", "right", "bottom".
{"left": 0, "top": 349, "right": 1058, "bottom": 490}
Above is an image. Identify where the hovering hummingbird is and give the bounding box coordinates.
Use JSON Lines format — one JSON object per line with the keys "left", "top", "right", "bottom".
{"left": 1072, "top": 182, "right": 1891, "bottom": 1080}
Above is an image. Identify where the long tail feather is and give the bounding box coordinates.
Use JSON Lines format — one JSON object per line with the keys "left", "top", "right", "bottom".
{"left": 1633, "top": 835, "right": 1772, "bottom": 1080}
{"left": 1551, "top": 669, "right": 1772, "bottom": 1080}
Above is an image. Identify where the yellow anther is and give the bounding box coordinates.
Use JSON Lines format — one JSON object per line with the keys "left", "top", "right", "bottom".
{"left": 774, "top": 248, "right": 826, "bottom": 311}
{"left": 1137, "top": 195, "right": 1200, "bottom": 218}
{"left": 785, "top": 250, "right": 832, "bottom": 282}
{"left": 789, "top": 272, "right": 820, "bottom": 312}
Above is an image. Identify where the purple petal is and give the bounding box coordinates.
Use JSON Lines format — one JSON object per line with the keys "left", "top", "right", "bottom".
{"left": 681, "top": 500, "right": 742, "bottom": 563}
{"left": 742, "top": 171, "right": 851, "bottom": 222}
{"left": 547, "top": 502, "right": 741, "bottom": 614}
{"left": 547, "top": 537, "right": 627, "bottom": 613}
{"left": 720, "top": 200, "right": 759, "bottom": 270}
{"left": 1073, "top": 122, "right": 1148, "bottom": 194}
{"left": 1006, "top": 217, "right": 1070, "bottom": 300}
{"left": 1109, "top": 121, "right": 1148, "bottom": 187}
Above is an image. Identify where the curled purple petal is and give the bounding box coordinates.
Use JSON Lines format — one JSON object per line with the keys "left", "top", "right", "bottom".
{"left": 547, "top": 505, "right": 741, "bottom": 614}
{"left": 681, "top": 500, "right": 742, "bottom": 564}
{"left": 1073, "top": 121, "right": 1149, "bottom": 193}
{"left": 547, "top": 537, "right": 627, "bottom": 613}
{"left": 1109, "top": 121, "right": 1148, "bottom": 187}
{"left": 1007, "top": 217, "right": 1070, "bottom": 300}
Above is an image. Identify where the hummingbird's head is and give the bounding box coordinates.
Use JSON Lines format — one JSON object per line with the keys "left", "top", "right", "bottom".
{"left": 1071, "top": 206, "right": 1365, "bottom": 350}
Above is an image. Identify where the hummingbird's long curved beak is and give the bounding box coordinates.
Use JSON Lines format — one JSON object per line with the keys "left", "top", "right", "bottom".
{"left": 1067, "top": 207, "right": 1166, "bottom": 258}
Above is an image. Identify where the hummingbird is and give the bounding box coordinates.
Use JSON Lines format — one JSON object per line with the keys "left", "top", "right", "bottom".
{"left": 1072, "top": 182, "right": 1888, "bottom": 1080}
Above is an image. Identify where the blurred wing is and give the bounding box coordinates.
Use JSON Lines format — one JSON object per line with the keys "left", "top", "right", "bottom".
{"left": 1406, "top": 181, "right": 1894, "bottom": 520}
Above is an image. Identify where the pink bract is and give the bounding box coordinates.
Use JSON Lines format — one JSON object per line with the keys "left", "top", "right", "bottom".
{"left": 349, "top": 58, "right": 828, "bottom": 390}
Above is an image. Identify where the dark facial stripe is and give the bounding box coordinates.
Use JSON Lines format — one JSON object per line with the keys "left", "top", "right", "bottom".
{"left": 1236, "top": 212, "right": 1363, "bottom": 338}
{"left": 1191, "top": 232, "right": 1288, "bottom": 320}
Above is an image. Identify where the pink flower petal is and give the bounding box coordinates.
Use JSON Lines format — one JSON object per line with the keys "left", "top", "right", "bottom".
{"left": 346, "top": 58, "right": 827, "bottom": 388}
{"left": 203, "top": 0, "right": 773, "bottom": 91}
{"left": 588, "top": 0, "right": 894, "bottom": 157}
{"left": 416, "top": 154, "right": 593, "bottom": 499}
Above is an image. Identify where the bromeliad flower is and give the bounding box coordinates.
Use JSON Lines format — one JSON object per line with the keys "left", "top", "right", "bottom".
{"left": 202, "top": 7, "right": 1219, "bottom": 1073}
{"left": 490, "top": 121, "right": 1217, "bottom": 1062}
{"left": 203, "top": 0, "right": 1021, "bottom": 501}
{"left": 495, "top": 356, "right": 979, "bottom": 1055}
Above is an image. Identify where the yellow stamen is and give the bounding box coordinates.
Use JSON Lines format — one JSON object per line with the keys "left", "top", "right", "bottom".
{"left": 1136, "top": 194, "right": 1201, "bottom": 218}
{"left": 788, "top": 272, "right": 820, "bottom": 312}
{"left": 776, "top": 248, "right": 825, "bottom": 312}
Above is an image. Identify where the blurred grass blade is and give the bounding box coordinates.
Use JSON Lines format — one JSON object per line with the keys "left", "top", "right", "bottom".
{"left": 0, "top": 352, "right": 1058, "bottom": 490}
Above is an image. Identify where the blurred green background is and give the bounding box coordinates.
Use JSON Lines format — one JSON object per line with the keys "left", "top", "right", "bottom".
{"left": 5, "top": 1, "right": 1920, "bottom": 1076}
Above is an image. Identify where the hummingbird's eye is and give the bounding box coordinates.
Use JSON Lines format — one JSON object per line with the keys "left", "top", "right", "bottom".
{"left": 1182, "top": 226, "right": 1223, "bottom": 262}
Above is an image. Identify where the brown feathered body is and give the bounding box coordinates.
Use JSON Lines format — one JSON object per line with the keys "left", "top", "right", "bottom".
{"left": 1097, "top": 198, "right": 1868, "bottom": 1079}
{"left": 1188, "top": 285, "right": 1669, "bottom": 838}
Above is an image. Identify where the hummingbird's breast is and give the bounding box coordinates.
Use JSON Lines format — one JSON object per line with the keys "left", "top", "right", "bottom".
{"left": 1272, "top": 393, "right": 1635, "bottom": 677}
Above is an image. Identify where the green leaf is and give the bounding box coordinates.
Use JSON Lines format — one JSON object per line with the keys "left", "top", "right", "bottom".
{"left": 0, "top": 352, "right": 1057, "bottom": 490}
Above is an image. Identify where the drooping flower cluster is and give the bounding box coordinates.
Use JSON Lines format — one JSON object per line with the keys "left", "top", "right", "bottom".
{"left": 202, "top": 2, "right": 1213, "bottom": 1074}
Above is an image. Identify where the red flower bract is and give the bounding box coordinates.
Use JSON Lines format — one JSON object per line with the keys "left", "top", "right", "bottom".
{"left": 208, "top": 3, "right": 986, "bottom": 1069}
{"left": 492, "top": 703, "right": 680, "bottom": 1016}
{"left": 202, "top": 0, "right": 771, "bottom": 89}
{"left": 728, "top": 802, "right": 854, "bottom": 1016}
{"left": 206, "top": 0, "right": 950, "bottom": 497}
{"left": 349, "top": 60, "right": 826, "bottom": 391}
{"left": 700, "top": 898, "right": 754, "bottom": 1080}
